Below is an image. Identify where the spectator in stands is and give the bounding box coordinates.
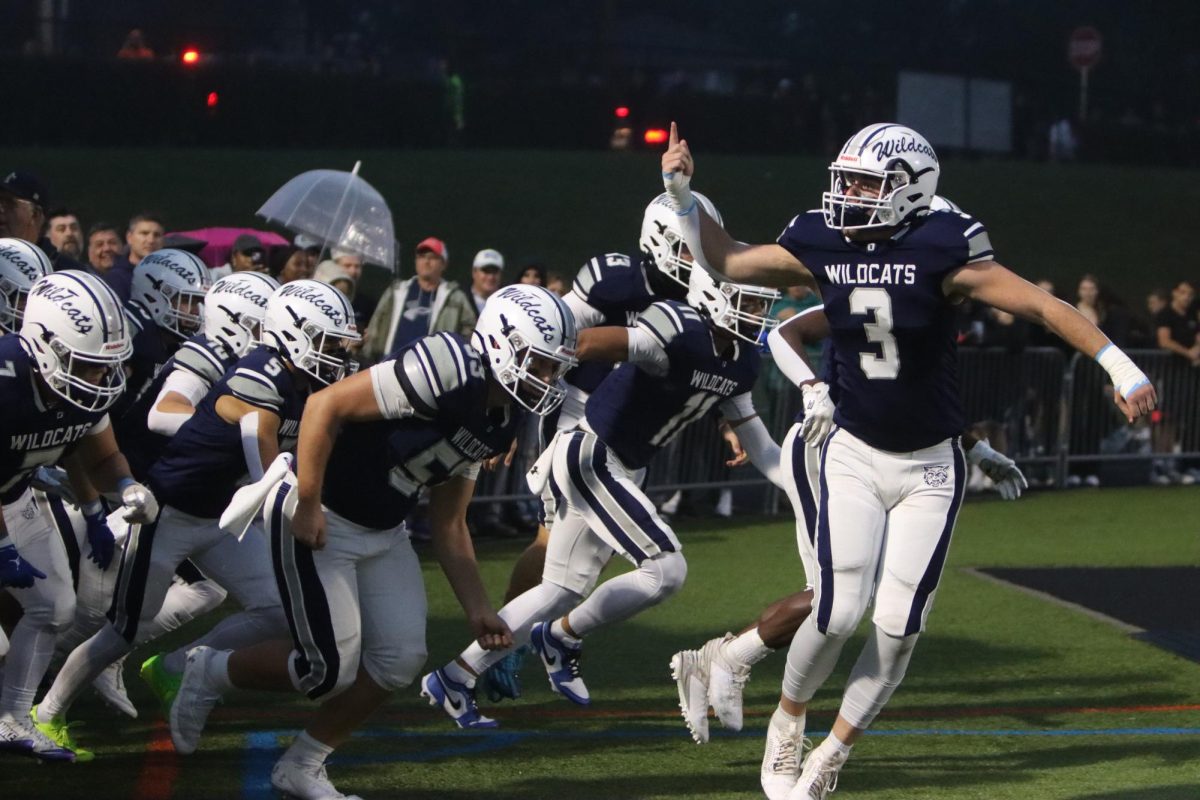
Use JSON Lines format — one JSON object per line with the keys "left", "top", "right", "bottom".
{"left": 0, "top": 170, "right": 47, "bottom": 243}
{"left": 46, "top": 209, "right": 82, "bottom": 260}
{"left": 1075, "top": 273, "right": 1131, "bottom": 345}
{"left": 269, "top": 245, "right": 315, "bottom": 284}
{"left": 546, "top": 271, "right": 567, "bottom": 296}
{"left": 314, "top": 259, "right": 355, "bottom": 300}
{"left": 85, "top": 223, "right": 121, "bottom": 275}
{"left": 362, "top": 237, "right": 476, "bottom": 361}
{"left": 1155, "top": 280, "right": 1200, "bottom": 364}
{"left": 469, "top": 248, "right": 504, "bottom": 313}
{"left": 211, "top": 233, "right": 267, "bottom": 279}
{"left": 117, "top": 29, "right": 154, "bottom": 60}
{"left": 518, "top": 262, "right": 547, "bottom": 286}
{"left": 331, "top": 248, "right": 376, "bottom": 326}
{"left": 104, "top": 212, "right": 165, "bottom": 300}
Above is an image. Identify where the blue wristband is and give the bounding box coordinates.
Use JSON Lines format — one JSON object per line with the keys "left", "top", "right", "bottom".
{"left": 82, "top": 499, "right": 104, "bottom": 517}
{"left": 116, "top": 477, "right": 137, "bottom": 493}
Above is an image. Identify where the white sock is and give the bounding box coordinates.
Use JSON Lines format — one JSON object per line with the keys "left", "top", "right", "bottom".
{"left": 550, "top": 618, "right": 581, "bottom": 646}
{"left": 726, "top": 628, "right": 772, "bottom": 668}
{"left": 2, "top": 621, "right": 57, "bottom": 716}
{"left": 283, "top": 730, "right": 333, "bottom": 767}
{"left": 770, "top": 705, "right": 805, "bottom": 734}
{"left": 819, "top": 734, "right": 853, "bottom": 758}
{"left": 36, "top": 624, "right": 130, "bottom": 720}
{"left": 443, "top": 660, "right": 475, "bottom": 686}
{"left": 205, "top": 649, "right": 235, "bottom": 693}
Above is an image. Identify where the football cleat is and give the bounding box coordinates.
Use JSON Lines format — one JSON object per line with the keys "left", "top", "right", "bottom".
{"left": 419, "top": 668, "right": 497, "bottom": 729}
{"left": 94, "top": 655, "right": 138, "bottom": 718}
{"left": 669, "top": 648, "right": 710, "bottom": 743}
{"left": 707, "top": 633, "right": 750, "bottom": 731}
{"left": 788, "top": 742, "right": 848, "bottom": 799}
{"left": 0, "top": 712, "right": 36, "bottom": 754}
{"left": 530, "top": 622, "right": 590, "bottom": 705}
{"left": 169, "top": 646, "right": 225, "bottom": 754}
{"left": 761, "top": 709, "right": 810, "bottom": 800}
{"left": 29, "top": 706, "right": 88, "bottom": 761}
{"left": 483, "top": 645, "right": 529, "bottom": 703}
{"left": 271, "top": 757, "right": 364, "bottom": 800}
{"left": 140, "top": 652, "right": 183, "bottom": 719}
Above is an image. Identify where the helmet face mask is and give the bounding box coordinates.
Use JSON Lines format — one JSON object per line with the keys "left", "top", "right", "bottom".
{"left": 639, "top": 191, "right": 723, "bottom": 290}
{"left": 822, "top": 124, "right": 939, "bottom": 232}
{"left": 687, "top": 266, "right": 780, "bottom": 345}
{"left": 44, "top": 338, "right": 129, "bottom": 411}
{"left": 472, "top": 285, "right": 578, "bottom": 416}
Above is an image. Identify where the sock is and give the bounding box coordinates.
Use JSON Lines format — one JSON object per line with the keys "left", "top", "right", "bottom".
{"left": 443, "top": 660, "right": 475, "bottom": 686}
{"left": 770, "top": 705, "right": 805, "bottom": 733}
{"left": 820, "top": 734, "right": 852, "bottom": 758}
{"left": 206, "top": 649, "right": 235, "bottom": 693}
{"left": 550, "top": 618, "right": 581, "bottom": 646}
{"left": 283, "top": 730, "right": 334, "bottom": 767}
{"left": 726, "top": 628, "right": 772, "bottom": 668}
{"left": 2, "top": 621, "right": 56, "bottom": 716}
{"left": 35, "top": 625, "right": 130, "bottom": 721}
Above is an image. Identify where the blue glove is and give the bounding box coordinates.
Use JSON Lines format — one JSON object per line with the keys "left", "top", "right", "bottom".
{"left": 0, "top": 542, "right": 47, "bottom": 588}
{"left": 484, "top": 645, "right": 530, "bottom": 703}
{"left": 82, "top": 500, "right": 116, "bottom": 570}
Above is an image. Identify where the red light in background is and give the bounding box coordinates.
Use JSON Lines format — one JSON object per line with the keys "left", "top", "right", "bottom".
{"left": 643, "top": 128, "right": 668, "bottom": 144}
{"left": 206, "top": 92, "right": 219, "bottom": 108}
{"left": 181, "top": 48, "right": 200, "bottom": 65}
{"left": 614, "top": 106, "right": 630, "bottom": 118}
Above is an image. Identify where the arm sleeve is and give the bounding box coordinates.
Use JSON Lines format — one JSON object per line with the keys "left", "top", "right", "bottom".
{"left": 240, "top": 412, "right": 265, "bottom": 482}
{"left": 766, "top": 307, "right": 823, "bottom": 386}
{"left": 730, "top": 414, "right": 784, "bottom": 489}
{"left": 147, "top": 369, "right": 210, "bottom": 436}
{"left": 626, "top": 326, "right": 669, "bottom": 376}
{"left": 460, "top": 462, "right": 482, "bottom": 482}
{"left": 562, "top": 290, "right": 607, "bottom": 330}
{"left": 718, "top": 392, "right": 756, "bottom": 421}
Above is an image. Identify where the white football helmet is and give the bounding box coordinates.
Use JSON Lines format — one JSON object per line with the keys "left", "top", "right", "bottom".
{"left": 0, "top": 238, "right": 53, "bottom": 334}
{"left": 687, "top": 266, "right": 780, "bottom": 345}
{"left": 203, "top": 272, "right": 280, "bottom": 357}
{"left": 261, "top": 279, "right": 360, "bottom": 385}
{"left": 472, "top": 285, "right": 578, "bottom": 416}
{"left": 19, "top": 272, "right": 132, "bottom": 411}
{"left": 822, "top": 123, "right": 940, "bottom": 231}
{"left": 639, "top": 190, "right": 723, "bottom": 289}
{"left": 129, "top": 248, "right": 211, "bottom": 340}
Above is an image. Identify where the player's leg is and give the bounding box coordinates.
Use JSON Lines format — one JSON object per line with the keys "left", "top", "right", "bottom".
{"left": 0, "top": 491, "right": 78, "bottom": 760}
{"left": 794, "top": 437, "right": 966, "bottom": 800}
{"left": 764, "top": 429, "right": 884, "bottom": 800}
{"left": 503, "top": 524, "right": 549, "bottom": 604}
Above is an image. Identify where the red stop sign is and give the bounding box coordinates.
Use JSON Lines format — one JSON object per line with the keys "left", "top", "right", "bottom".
{"left": 1068, "top": 26, "right": 1103, "bottom": 70}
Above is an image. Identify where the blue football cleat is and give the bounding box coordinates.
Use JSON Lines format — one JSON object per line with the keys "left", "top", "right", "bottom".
{"left": 484, "top": 645, "right": 530, "bottom": 703}
{"left": 419, "top": 668, "right": 498, "bottom": 729}
{"left": 530, "top": 622, "right": 590, "bottom": 705}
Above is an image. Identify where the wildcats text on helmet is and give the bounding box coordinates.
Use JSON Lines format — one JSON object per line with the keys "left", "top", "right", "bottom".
{"left": 211, "top": 282, "right": 270, "bottom": 307}
{"left": 495, "top": 286, "right": 556, "bottom": 342}
{"left": 277, "top": 284, "right": 346, "bottom": 324}
{"left": 28, "top": 283, "right": 94, "bottom": 334}
{"left": 871, "top": 137, "right": 938, "bottom": 163}
{"left": 143, "top": 253, "right": 202, "bottom": 283}
{"left": 0, "top": 244, "right": 43, "bottom": 281}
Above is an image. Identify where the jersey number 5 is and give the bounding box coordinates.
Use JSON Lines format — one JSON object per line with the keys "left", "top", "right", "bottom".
{"left": 849, "top": 287, "right": 900, "bottom": 380}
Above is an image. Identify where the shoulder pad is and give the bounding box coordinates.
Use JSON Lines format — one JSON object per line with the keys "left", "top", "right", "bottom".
{"left": 397, "top": 332, "right": 472, "bottom": 415}
{"left": 227, "top": 350, "right": 288, "bottom": 411}
{"left": 572, "top": 253, "right": 637, "bottom": 303}
{"left": 634, "top": 300, "right": 702, "bottom": 348}
{"left": 174, "top": 336, "right": 232, "bottom": 387}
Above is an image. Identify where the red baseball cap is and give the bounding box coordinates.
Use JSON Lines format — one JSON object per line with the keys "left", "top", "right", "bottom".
{"left": 415, "top": 236, "right": 447, "bottom": 260}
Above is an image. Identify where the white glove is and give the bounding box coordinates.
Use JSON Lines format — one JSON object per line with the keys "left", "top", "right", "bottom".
{"left": 799, "top": 382, "right": 835, "bottom": 446}
{"left": 967, "top": 439, "right": 1028, "bottom": 501}
{"left": 120, "top": 481, "right": 160, "bottom": 524}
{"left": 30, "top": 466, "right": 77, "bottom": 505}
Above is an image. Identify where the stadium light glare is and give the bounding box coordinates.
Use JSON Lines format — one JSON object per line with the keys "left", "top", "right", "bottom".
{"left": 643, "top": 128, "right": 668, "bottom": 144}
{"left": 614, "top": 106, "right": 630, "bottom": 118}
{"left": 181, "top": 48, "right": 201, "bottom": 66}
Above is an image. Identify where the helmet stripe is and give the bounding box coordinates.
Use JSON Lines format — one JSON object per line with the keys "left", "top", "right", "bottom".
{"left": 856, "top": 123, "right": 901, "bottom": 156}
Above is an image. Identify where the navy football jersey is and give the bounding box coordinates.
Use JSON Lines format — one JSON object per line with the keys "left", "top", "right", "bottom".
{"left": 0, "top": 335, "right": 109, "bottom": 504}
{"left": 149, "top": 345, "right": 308, "bottom": 518}
{"left": 327, "top": 332, "right": 520, "bottom": 530}
{"left": 585, "top": 301, "right": 761, "bottom": 470}
{"left": 777, "top": 209, "right": 994, "bottom": 451}
{"left": 566, "top": 251, "right": 657, "bottom": 394}
{"left": 110, "top": 303, "right": 177, "bottom": 426}
{"left": 115, "top": 333, "right": 236, "bottom": 480}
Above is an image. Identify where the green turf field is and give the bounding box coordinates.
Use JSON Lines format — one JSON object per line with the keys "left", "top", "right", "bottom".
{"left": 7, "top": 486, "right": 1197, "bottom": 799}
{"left": 0, "top": 147, "right": 1195, "bottom": 303}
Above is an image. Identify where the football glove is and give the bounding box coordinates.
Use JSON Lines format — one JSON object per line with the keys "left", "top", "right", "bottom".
{"left": 121, "top": 481, "right": 160, "bottom": 524}
{"left": 967, "top": 439, "right": 1028, "bottom": 501}
{"left": 0, "top": 540, "right": 47, "bottom": 588}
{"left": 799, "top": 381, "right": 834, "bottom": 446}
{"left": 82, "top": 500, "right": 115, "bottom": 570}
{"left": 30, "top": 466, "right": 78, "bottom": 505}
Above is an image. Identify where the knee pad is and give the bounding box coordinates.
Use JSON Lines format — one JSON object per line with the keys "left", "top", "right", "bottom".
{"left": 641, "top": 552, "right": 688, "bottom": 603}
{"left": 363, "top": 644, "right": 428, "bottom": 693}
{"left": 816, "top": 587, "right": 871, "bottom": 639}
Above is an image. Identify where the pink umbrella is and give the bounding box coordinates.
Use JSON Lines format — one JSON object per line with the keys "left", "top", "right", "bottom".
{"left": 170, "top": 227, "right": 291, "bottom": 270}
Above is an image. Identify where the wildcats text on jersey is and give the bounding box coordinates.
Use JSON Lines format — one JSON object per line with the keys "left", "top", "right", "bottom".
{"left": 824, "top": 263, "right": 916, "bottom": 286}
{"left": 11, "top": 422, "right": 93, "bottom": 450}
{"left": 689, "top": 370, "right": 739, "bottom": 396}
{"left": 450, "top": 427, "right": 495, "bottom": 461}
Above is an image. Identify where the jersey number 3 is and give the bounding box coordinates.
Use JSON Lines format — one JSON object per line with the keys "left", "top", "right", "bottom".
{"left": 849, "top": 287, "right": 900, "bottom": 380}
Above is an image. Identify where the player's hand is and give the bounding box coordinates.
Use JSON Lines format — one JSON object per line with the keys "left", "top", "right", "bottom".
{"left": 471, "top": 611, "right": 513, "bottom": 651}
{"left": 121, "top": 481, "right": 159, "bottom": 524}
{"left": 799, "top": 382, "right": 834, "bottom": 445}
{"left": 1114, "top": 382, "right": 1157, "bottom": 423}
{"left": 966, "top": 439, "right": 1028, "bottom": 501}
{"left": 290, "top": 500, "right": 327, "bottom": 550}
{"left": 0, "top": 542, "right": 46, "bottom": 588}
{"left": 661, "top": 122, "right": 695, "bottom": 212}
{"left": 30, "top": 466, "right": 77, "bottom": 505}
{"left": 720, "top": 424, "right": 749, "bottom": 467}
{"left": 82, "top": 502, "right": 116, "bottom": 570}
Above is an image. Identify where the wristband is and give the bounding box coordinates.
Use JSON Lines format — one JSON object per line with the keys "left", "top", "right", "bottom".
{"left": 116, "top": 477, "right": 137, "bottom": 493}
{"left": 82, "top": 499, "right": 104, "bottom": 516}
{"left": 1095, "top": 344, "right": 1150, "bottom": 398}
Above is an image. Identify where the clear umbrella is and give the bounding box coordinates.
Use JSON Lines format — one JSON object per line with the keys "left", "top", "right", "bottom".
{"left": 256, "top": 162, "right": 395, "bottom": 270}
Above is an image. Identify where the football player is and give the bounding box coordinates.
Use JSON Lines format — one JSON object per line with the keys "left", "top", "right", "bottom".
{"left": 165, "top": 285, "right": 574, "bottom": 800}
{"left": 483, "top": 192, "right": 746, "bottom": 702}
{"left": 33, "top": 280, "right": 358, "bottom": 759}
{"left": 0, "top": 272, "right": 156, "bottom": 760}
{"left": 662, "top": 122, "right": 1156, "bottom": 799}
{"left": 421, "top": 265, "right": 785, "bottom": 729}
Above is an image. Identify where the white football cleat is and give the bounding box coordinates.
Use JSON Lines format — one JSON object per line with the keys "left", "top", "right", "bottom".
{"left": 669, "top": 648, "right": 710, "bottom": 743}
{"left": 93, "top": 655, "right": 138, "bottom": 718}
{"left": 0, "top": 711, "right": 76, "bottom": 761}
{"left": 787, "top": 742, "right": 848, "bottom": 799}
{"left": 761, "top": 709, "right": 809, "bottom": 800}
{"left": 271, "top": 757, "right": 363, "bottom": 800}
{"left": 707, "top": 633, "right": 750, "bottom": 731}
{"left": 169, "top": 646, "right": 225, "bottom": 754}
